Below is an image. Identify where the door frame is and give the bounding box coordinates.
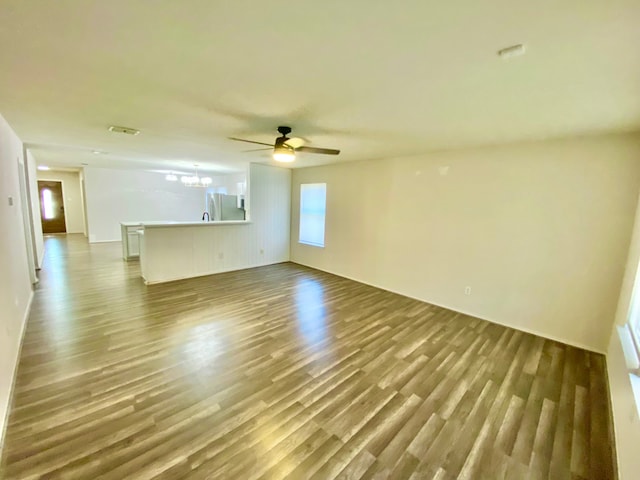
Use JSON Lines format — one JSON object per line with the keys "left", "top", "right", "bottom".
{"left": 17, "top": 152, "right": 37, "bottom": 283}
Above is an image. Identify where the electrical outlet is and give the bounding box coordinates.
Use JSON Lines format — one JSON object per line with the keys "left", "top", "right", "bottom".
{"left": 260, "top": 249, "right": 264, "bottom": 255}
{"left": 218, "top": 252, "right": 224, "bottom": 260}
{"left": 464, "top": 286, "right": 471, "bottom": 295}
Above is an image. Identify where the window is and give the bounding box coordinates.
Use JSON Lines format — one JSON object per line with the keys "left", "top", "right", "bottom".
{"left": 42, "top": 188, "right": 54, "bottom": 220}
{"left": 299, "top": 183, "right": 326, "bottom": 247}
{"left": 625, "top": 270, "right": 640, "bottom": 417}
{"left": 625, "top": 269, "right": 640, "bottom": 371}
{"left": 629, "top": 268, "right": 640, "bottom": 346}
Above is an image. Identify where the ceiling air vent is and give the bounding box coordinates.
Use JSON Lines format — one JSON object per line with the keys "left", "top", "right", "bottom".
{"left": 497, "top": 44, "right": 526, "bottom": 59}
{"left": 108, "top": 125, "right": 140, "bottom": 135}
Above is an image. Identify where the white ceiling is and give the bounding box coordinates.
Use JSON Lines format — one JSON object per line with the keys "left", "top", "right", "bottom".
{"left": 1, "top": 0, "right": 639, "bottom": 173}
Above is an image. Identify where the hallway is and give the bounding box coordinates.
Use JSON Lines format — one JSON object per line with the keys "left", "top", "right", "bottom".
{"left": 0, "top": 235, "right": 615, "bottom": 479}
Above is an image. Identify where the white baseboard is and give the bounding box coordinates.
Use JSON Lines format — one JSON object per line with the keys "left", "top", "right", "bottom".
{"left": 0, "top": 288, "right": 34, "bottom": 452}
{"left": 291, "top": 260, "right": 606, "bottom": 355}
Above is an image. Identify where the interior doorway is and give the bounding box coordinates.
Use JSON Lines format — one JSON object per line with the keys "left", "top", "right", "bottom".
{"left": 38, "top": 180, "right": 67, "bottom": 234}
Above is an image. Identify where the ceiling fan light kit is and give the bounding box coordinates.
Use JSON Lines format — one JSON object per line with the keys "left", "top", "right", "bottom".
{"left": 273, "top": 145, "right": 296, "bottom": 163}
{"left": 230, "top": 126, "right": 340, "bottom": 163}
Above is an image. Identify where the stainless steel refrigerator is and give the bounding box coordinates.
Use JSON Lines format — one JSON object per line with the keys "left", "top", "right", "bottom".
{"left": 209, "top": 193, "right": 245, "bottom": 221}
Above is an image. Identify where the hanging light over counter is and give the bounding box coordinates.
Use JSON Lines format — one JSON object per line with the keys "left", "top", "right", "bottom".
{"left": 166, "top": 165, "right": 212, "bottom": 187}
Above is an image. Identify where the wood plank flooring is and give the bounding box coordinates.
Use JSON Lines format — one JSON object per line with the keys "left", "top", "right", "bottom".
{"left": 0, "top": 235, "right": 615, "bottom": 479}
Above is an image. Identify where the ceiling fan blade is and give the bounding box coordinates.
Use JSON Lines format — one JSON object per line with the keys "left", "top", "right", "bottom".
{"left": 295, "top": 146, "right": 340, "bottom": 155}
{"left": 229, "top": 137, "right": 275, "bottom": 147}
{"left": 243, "top": 148, "right": 273, "bottom": 152}
{"left": 283, "top": 137, "right": 305, "bottom": 149}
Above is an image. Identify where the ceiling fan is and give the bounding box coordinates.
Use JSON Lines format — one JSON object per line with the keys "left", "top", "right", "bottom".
{"left": 229, "top": 126, "right": 340, "bottom": 163}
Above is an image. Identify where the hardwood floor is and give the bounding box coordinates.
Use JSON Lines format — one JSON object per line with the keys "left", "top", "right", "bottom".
{"left": 0, "top": 235, "right": 615, "bottom": 479}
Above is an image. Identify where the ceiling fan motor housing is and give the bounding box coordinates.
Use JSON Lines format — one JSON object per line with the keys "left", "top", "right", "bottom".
{"left": 277, "top": 126, "right": 292, "bottom": 136}
{"left": 275, "top": 135, "right": 294, "bottom": 151}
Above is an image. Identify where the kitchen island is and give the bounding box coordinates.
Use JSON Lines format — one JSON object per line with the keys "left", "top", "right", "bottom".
{"left": 137, "top": 221, "right": 260, "bottom": 284}
{"left": 121, "top": 220, "right": 248, "bottom": 261}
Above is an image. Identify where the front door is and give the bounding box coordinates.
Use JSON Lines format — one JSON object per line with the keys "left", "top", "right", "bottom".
{"left": 38, "top": 180, "right": 67, "bottom": 234}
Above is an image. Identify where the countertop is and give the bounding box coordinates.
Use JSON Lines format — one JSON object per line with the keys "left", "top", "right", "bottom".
{"left": 121, "top": 220, "right": 250, "bottom": 229}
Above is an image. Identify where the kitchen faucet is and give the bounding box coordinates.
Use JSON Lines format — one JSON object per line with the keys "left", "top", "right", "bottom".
{"left": 202, "top": 212, "right": 210, "bottom": 222}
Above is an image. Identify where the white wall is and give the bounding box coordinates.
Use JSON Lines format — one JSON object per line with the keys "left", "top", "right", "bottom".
{"left": 25, "top": 150, "right": 44, "bottom": 267}
{"left": 83, "top": 167, "right": 208, "bottom": 242}
{"left": 291, "top": 133, "right": 640, "bottom": 353}
{"left": 140, "top": 163, "right": 290, "bottom": 284}
{"left": 0, "top": 114, "right": 34, "bottom": 447}
{"left": 206, "top": 173, "right": 247, "bottom": 196}
{"left": 37, "top": 170, "right": 85, "bottom": 234}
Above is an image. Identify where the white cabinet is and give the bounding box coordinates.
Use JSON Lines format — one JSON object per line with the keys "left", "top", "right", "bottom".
{"left": 121, "top": 223, "right": 142, "bottom": 260}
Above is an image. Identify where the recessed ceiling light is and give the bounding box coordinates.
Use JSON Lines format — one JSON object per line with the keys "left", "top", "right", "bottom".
{"left": 37, "top": 165, "right": 50, "bottom": 171}
{"left": 497, "top": 44, "right": 526, "bottom": 59}
{"left": 108, "top": 125, "right": 140, "bottom": 135}
{"left": 92, "top": 150, "right": 102, "bottom": 154}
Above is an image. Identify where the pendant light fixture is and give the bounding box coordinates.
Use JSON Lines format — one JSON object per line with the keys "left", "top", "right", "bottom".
{"left": 180, "top": 165, "right": 212, "bottom": 187}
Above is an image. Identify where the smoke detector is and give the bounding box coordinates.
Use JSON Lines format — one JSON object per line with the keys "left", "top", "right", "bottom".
{"left": 108, "top": 125, "right": 140, "bottom": 135}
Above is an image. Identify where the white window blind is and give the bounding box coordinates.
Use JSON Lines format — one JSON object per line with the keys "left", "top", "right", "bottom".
{"left": 299, "top": 183, "right": 326, "bottom": 247}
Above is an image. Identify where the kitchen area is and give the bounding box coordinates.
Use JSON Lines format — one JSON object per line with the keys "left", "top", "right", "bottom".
{"left": 109, "top": 163, "right": 291, "bottom": 285}
{"left": 120, "top": 172, "right": 248, "bottom": 261}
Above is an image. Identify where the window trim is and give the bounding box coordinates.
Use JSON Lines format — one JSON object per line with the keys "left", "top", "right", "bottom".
{"left": 626, "top": 267, "right": 640, "bottom": 375}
